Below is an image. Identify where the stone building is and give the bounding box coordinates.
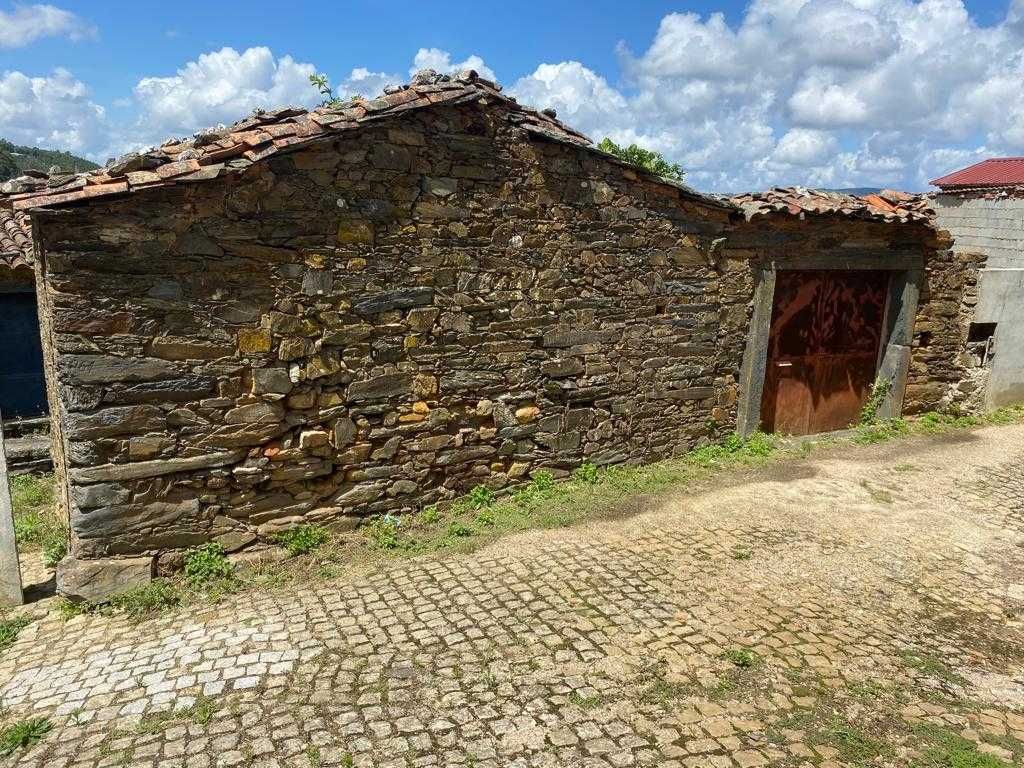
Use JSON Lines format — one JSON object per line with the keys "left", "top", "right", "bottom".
{"left": 0, "top": 71, "right": 985, "bottom": 599}
{"left": 931, "top": 158, "right": 1024, "bottom": 408}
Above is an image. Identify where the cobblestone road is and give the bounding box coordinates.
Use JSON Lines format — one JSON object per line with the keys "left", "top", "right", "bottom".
{"left": 3, "top": 425, "right": 1024, "bottom": 767}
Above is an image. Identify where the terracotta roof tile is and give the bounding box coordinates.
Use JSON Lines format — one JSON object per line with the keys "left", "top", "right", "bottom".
{"left": 728, "top": 187, "right": 932, "bottom": 224}
{"left": 0, "top": 69, "right": 597, "bottom": 213}
{"left": 0, "top": 206, "right": 34, "bottom": 270}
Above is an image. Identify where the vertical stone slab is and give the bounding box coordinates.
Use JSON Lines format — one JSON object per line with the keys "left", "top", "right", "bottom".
{"left": 736, "top": 266, "right": 776, "bottom": 437}
{"left": 0, "top": 414, "right": 24, "bottom": 606}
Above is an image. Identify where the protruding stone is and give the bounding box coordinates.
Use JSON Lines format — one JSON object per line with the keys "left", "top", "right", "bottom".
{"left": 57, "top": 556, "right": 154, "bottom": 603}
{"left": 237, "top": 328, "right": 272, "bottom": 354}
{"left": 348, "top": 373, "right": 413, "bottom": 402}
{"left": 253, "top": 368, "right": 293, "bottom": 395}
{"left": 225, "top": 402, "right": 285, "bottom": 424}
{"left": 333, "top": 417, "right": 357, "bottom": 447}
{"left": 515, "top": 405, "right": 540, "bottom": 424}
{"left": 299, "top": 429, "right": 330, "bottom": 449}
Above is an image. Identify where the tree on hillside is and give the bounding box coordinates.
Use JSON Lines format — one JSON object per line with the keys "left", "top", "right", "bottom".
{"left": 0, "top": 149, "right": 18, "bottom": 182}
{"left": 596, "top": 138, "right": 684, "bottom": 182}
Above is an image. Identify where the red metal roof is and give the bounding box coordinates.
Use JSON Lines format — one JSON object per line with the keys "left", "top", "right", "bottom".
{"left": 931, "top": 158, "right": 1024, "bottom": 189}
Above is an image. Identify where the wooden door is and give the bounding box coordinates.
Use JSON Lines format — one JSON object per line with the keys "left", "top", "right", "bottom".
{"left": 760, "top": 270, "right": 888, "bottom": 435}
{"left": 0, "top": 290, "right": 48, "bottom": 419}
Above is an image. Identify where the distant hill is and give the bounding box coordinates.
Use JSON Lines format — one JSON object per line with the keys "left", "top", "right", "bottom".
{"left": 0, "top": 139, "right": 99, "bottom": 182}
{"left": 824, "top": 187, "right": 882, "bottom": 196}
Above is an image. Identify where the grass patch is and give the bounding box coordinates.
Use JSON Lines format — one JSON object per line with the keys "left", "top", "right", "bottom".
{"left": 107, "top": 580, "right": 181, "bottom": 619}
{"left": 722, "top": 647, "right": 761, "bottom": 669}
{"left": 860, "top": 480, "right": 894, "bottom": 505}
{"left": 567, "top": 691, "right": 605, "bottom": 710}
{"left": 135, "top": 696, "right": 219, "bottom": 735}
{"left": 275, "top": 524, "right": 330, "bottom": 556}
{"left": 637, "top": 677, "right": 693, "bottom": 706}
{"left": 10, "top": 473, "right": 66, "bottom": 567}
{"left": 899, "top": 649, "right": 968, "bottom": 689}
{"left": 366, "top": 432, "right": 780, "bottom": 556}
{"left": 55, "top": 598, "right": 89, "bottom": 621}
{"left": 731, "top": 545, "right": 753, "bottom": 561}
{"left": 853, "top": 405, "right": 1024, "bottom": 445}
{"left": 854, "top": 417, "right": 912, "bottom": 444}
{"left": 913, "top": 723, "right": 1013, "bottom": 768}
{"left": 817, "top": 719, "right": 892, "bottom": 764}
{"left": 0, "top": 717, "right": 51, "bottom": 755}
{"left": 0, "top": 615, "right": 30, "bottom": 652}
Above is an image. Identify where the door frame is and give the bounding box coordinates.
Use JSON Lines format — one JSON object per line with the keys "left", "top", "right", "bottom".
{"left": 737, "top": 254, "right": 924, "bottom": 437}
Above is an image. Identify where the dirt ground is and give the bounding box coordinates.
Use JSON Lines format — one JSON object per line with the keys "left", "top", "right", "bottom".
{"left": 1, "top": 424, "right": 1022, "bottom": 767}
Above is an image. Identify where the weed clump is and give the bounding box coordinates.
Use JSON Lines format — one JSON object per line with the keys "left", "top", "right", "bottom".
{"left": 365, "top": 514, "right": 401, "bottom": 550}
{"left": 275, "top": 524, "right": 330, "bottom": 557}
{"left": 0, "top": 615, "right": 31, "bottom": 652}
{"left": 0, "top": 717, "right": 51, "bottom": 755}
{"left": 183, "top": 543, "right": 234, "bottom": 588}
{"left": 722, "top": 648, "right": 761, "bottom": 669}
{"left": 467, "top": 485, "right": 494, "bottom": 509}
{"left": 573, "top": 462, "right": 599, "bottom": 483}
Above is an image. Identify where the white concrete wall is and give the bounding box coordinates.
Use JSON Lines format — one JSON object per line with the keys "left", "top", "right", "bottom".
{"left": 934, "top": 193, "right": 1024, "bottom": 408}
{"left": 933, "top": 195, "right": 1024, "bottom": 268}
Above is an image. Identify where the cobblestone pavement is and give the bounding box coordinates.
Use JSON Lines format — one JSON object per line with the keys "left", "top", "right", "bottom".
{"left": 3, "top": 425, "right": 1024, "bottom": 767}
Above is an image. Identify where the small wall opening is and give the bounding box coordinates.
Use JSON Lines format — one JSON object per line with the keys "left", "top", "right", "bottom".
{"left": 967, "top": 321, "right": 997, "bottom": 367}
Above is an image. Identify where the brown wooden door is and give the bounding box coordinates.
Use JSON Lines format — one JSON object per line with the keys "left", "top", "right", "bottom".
{"left": 760, "top": 270, "right": 888, "bottom": 435}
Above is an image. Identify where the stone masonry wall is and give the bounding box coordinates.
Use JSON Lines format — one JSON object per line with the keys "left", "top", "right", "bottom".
{"left": 905, "top": 237, "right": 986, "bottom": 413}
{"left": 35, "top": 102, "right": 739, "bottom": 583}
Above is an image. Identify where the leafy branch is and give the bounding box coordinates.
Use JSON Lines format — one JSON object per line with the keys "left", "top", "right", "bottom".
{"left": 309, "top": 72, "right": 363, "bottom": 109}
{"left": 596, "top": 137, "right": 684, "bottom": 182}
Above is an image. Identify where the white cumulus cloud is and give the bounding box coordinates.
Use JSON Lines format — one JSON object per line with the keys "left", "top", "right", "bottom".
{"left": 0, "top": 3, "right": 95, "bottom": 48}
{"left": 129, "top": 47, "right": 318, "bottom": 148}
{"left": 512, "top": 0, "right": 1024, "bottom": 191}
{"left": 0, "top": 68, "right": 107, "bottom": 157}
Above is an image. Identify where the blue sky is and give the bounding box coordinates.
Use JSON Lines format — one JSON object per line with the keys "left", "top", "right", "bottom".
{"left": 2, "top": 1, "right": 1023, "bottom": 191}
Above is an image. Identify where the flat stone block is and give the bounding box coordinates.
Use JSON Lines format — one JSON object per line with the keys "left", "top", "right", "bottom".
{"left": 57, "top": 555, "right": 154, "bottom": 603}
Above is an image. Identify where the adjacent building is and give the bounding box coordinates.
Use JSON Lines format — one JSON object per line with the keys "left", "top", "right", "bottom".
{"left": 932, "top": 158, "right": 1024, "bottom": 408}
{"left": 0, "top": 71, "right": 989, "bottom": 599}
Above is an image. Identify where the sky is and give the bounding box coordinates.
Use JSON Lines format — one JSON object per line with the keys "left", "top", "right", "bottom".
{"left": 1, "top": 0, "right": 1023, "bottom": 192}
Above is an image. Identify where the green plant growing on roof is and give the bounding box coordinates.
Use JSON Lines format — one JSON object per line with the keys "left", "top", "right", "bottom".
{"left": 309, "top": 73, "right": 362, "bottom": 109}
{"left": 596, "top": 137, "right": 684, "bottom": 182}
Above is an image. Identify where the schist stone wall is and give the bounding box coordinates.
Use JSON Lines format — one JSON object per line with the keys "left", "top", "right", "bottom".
{"left": 32, "top": 102, "right": 985, "bottom": 598}
{"left": 35, "top": 102, "right": 741, "bottom": 591}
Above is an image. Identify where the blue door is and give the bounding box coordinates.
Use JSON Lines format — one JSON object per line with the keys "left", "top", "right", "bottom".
{"left": 0, "top": 290, "right": 48, "bottom": 418}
